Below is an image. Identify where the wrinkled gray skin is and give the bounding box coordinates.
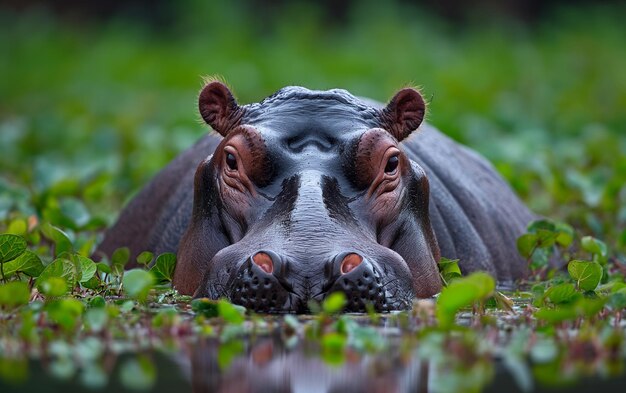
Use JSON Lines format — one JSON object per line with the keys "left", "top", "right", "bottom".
{"left": 97, "top": 85, "right": 533, "bottom": 313}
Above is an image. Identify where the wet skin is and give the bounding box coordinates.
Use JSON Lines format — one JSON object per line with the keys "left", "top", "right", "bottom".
{"left": 97, "top": 82, "right": 534, "bottom": 313}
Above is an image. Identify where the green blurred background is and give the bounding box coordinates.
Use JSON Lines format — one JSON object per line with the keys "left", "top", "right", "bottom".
{"left": 1, "top": 0, "right": 625, "bottom": 255}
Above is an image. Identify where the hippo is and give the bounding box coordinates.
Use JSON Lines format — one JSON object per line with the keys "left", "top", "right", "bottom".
{"left": 96, "top": 81, "right": 533, "bottom": 312}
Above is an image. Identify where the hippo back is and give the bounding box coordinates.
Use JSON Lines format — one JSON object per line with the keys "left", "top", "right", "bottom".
{"left": 406, "top": 125, "right": 533, "bottom": 283}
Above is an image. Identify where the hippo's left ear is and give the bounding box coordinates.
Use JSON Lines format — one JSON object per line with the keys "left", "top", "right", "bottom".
{"left": 379, "top": 88, "right": 426, "bottom": 141}
{"left": 198, "top": 81, "right": 244, "bottom": 137}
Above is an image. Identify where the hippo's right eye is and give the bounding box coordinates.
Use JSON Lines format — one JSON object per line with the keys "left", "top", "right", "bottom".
{"left": 225, "top": 152, "right": 238, "bottom": 170}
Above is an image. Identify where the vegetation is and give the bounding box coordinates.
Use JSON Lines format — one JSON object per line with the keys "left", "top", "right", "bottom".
{"left": 1, "top": 1, "right": 625, "bottom": 392}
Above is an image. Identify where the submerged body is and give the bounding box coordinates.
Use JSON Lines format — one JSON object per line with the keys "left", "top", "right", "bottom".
{"left": 97, "top": 83, "right": 533, "bottom": 312}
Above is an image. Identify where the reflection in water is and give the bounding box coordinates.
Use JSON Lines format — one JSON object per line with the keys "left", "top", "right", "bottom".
{"left": 2, "top": 305, "right": 626, "bottom": 393}
{"left": 187, "top": 335, "right": 427, "bottom": 393}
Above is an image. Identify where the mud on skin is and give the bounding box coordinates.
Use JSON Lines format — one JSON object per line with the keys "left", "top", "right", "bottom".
{"left": 97, "top": 81, "right": 534, "bottom": 313}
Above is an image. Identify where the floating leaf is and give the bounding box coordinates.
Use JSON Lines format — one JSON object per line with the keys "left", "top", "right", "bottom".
{"left": 323, "top": 292, "right": 347, "bottom": 314}
{"left": 96, "top": 262, "right": 111, "bottom": 274}
{"left": 40, "top": 223, "right": 73, "bottom": 256}
{"left": 581, "top": 236, "right": 608, "bottom": 266}
{"left": 191, "top": 298, "right": 219, "bottom": 318}
{"left": 439, "top": 257, "right": 462, "bottom": 284}
{"left": 111, "top": 247, "right": 130, "bottom": 276}
{"left": 0, "top": 233, "right": 27, "bottom": 264}
{"left": 218, "top": 299, "right": 245, "bottom": 324}
{"left": 545, "top": 283, "right": 578, "bottom": 305}
{"left": 0, "top": 281, "right": 30, "bottom": 309}
{"left": 437, "top": 272, "right": 495, "bottom": 327}
{"left": 554, "top": 222, "right": 575, "bottom": 247}
{"left": 535, "top": 230, "right": 558, "bottom": 249}
{"left": 575, "top": 297, "right": 606, "bottom": 318}
{"left": 76, "top": 255, "right": 97, "bottom": 283}
{"left": 527, "top": 219, "right": 557, "bottom": 233}
{"left": 36, "top": 258, "right": 77, "bottom": 292}
{"left": 136, "top": 251, "right": 154, "bottom": 266}
{"left": 39, "top": 277, "right": 69, "bottom": 297}
{"left": 151, "top": 252, "right": 176, "bottom": 283}
{"left": 534, "top": 306, "right": 578, "bottom": 324}
{"left": 568, "top": 260, "right": 603, "bottom": 291}
{"left": 122, "top": 269, "right": 154, "bottom": 302}
{"left": 89, "top": 295, "right": 106, "bottom": 308}
{"left": 581, "top": 236, "right": 607, "bottom": 257}
{"left": 6, "top": 219, "right": 27, "bottom": 236}
{"left": 1, "top": 250, "right": 44, "bottom": 278}
{"left": 517, "top": 234, "right": 538, "bottom": 259}
{"left": 46, "top": 298, "right": 84, "bottom": 332}
{"left": 82, "top": 275, "right": 101, "bottom": 290}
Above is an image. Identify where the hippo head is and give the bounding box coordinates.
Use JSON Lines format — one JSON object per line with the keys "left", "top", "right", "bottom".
{"left": 175, "top": 82, "right": 442, "bottom": 312}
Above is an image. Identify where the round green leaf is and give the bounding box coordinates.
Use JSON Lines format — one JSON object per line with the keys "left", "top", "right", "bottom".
{"left": 111, "top": 247, "right": 130, "bottom": 276}
{"left": 527, "top": 219, "right": 557, "bottom": 233}
{"left": 151, "top": 252, "right": 176, "bottom": 283}
{"left": 77, "top": 255, "right": 97, "bottom": 283}
{"left": 437, "top": 272, "right": 495, "bottom": 327}
{"left": 136, "top": 251, "right": 154, "bottom": 266}
{"left": 39, "top": 277, "right": 69, "bottom": 297}
{"left": 516, "top": 234, "right": 538, "bottom": 258}
{"left": 40, "top": 223, "right": 73, "bottom": 256}
{"left": 438, "top": 257, "right": 462, "bottom": 284}
{"left": 111, "top": 247, "right": 130, "bottom": 267}
{"left": 7, "top": 219, "right": 27, "bottom": 236}
{"left": 191, "top": 298, "right": 219, "bottom": 318}
{"left": 545, "top": 283, "right": 578, "bottom": 304}
{"left": 46, "top": 298, "right": 84, "bottom": 332}
{"left": 323, "top": 292, "right": 347, "bottom": 314}
{"left": 554, "top": 222, "right": 575, "bottom": 247}
{"left": 96, "top": 262, "right": 111, "bottom": 274}
{"left": 581, "top": 236, "right": 608, "bottom": 257}
{"left": 568, "top": 260, "right": 603, "bottom": 291}
{"left": 0, "top": 234, "right": 27, "bottom": 263}
{"left": 36, "top": 258, "right": 77, "bottom": 292}
{"left": 122, "top": 269, "right": 154, "bottom": 301}
{"left": 218, "top": 299, "right": 245, "bottom": 324}
{"left": 0, "top": 281, "right": 30, "bottom": 309}
{"left": 534, "top": 306, "right": 578, "bottom": 324}
{"left": 1, "top": 250, "right": 44, "bottom": 278}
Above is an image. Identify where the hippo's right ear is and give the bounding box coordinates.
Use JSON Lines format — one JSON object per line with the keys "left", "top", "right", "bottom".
{"left": 198, "top": 81, "right": 244, "bottom": 137}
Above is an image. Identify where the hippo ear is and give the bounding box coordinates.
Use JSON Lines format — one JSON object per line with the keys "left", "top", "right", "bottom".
{"left": 379, "top": 88, "right": 426, "bottom": 141}
{"left": 198, "top": 81, "right": 243, "bottom": 137}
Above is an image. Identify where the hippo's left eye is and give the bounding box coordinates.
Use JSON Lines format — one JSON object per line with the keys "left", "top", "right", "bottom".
{"left": 384, "top": 155, "right": 399, "bottom": 174}
{"left": 225, "top": 152, "right": 238, "bottom": 170}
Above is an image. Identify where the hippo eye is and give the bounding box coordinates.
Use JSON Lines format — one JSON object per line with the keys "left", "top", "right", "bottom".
{"left": 225, "top": 152, "right": 238, "bottom": 170}
{"left": 384, "top": 155, "right": 399, "bottom": 174}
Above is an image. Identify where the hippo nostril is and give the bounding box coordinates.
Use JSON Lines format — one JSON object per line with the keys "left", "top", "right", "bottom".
{"left": 252, "top": 252, "right": 274, "bottom": 274}
{"left": 340, "top": 253, "right": 363, "bottom": 274}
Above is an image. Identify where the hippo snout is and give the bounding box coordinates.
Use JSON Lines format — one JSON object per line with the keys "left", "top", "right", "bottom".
{"left": 229, "top": 251, "right": 293, "bottom": 312}
{"left": 223, "top": 250, "right": 405, "bottom": 313}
